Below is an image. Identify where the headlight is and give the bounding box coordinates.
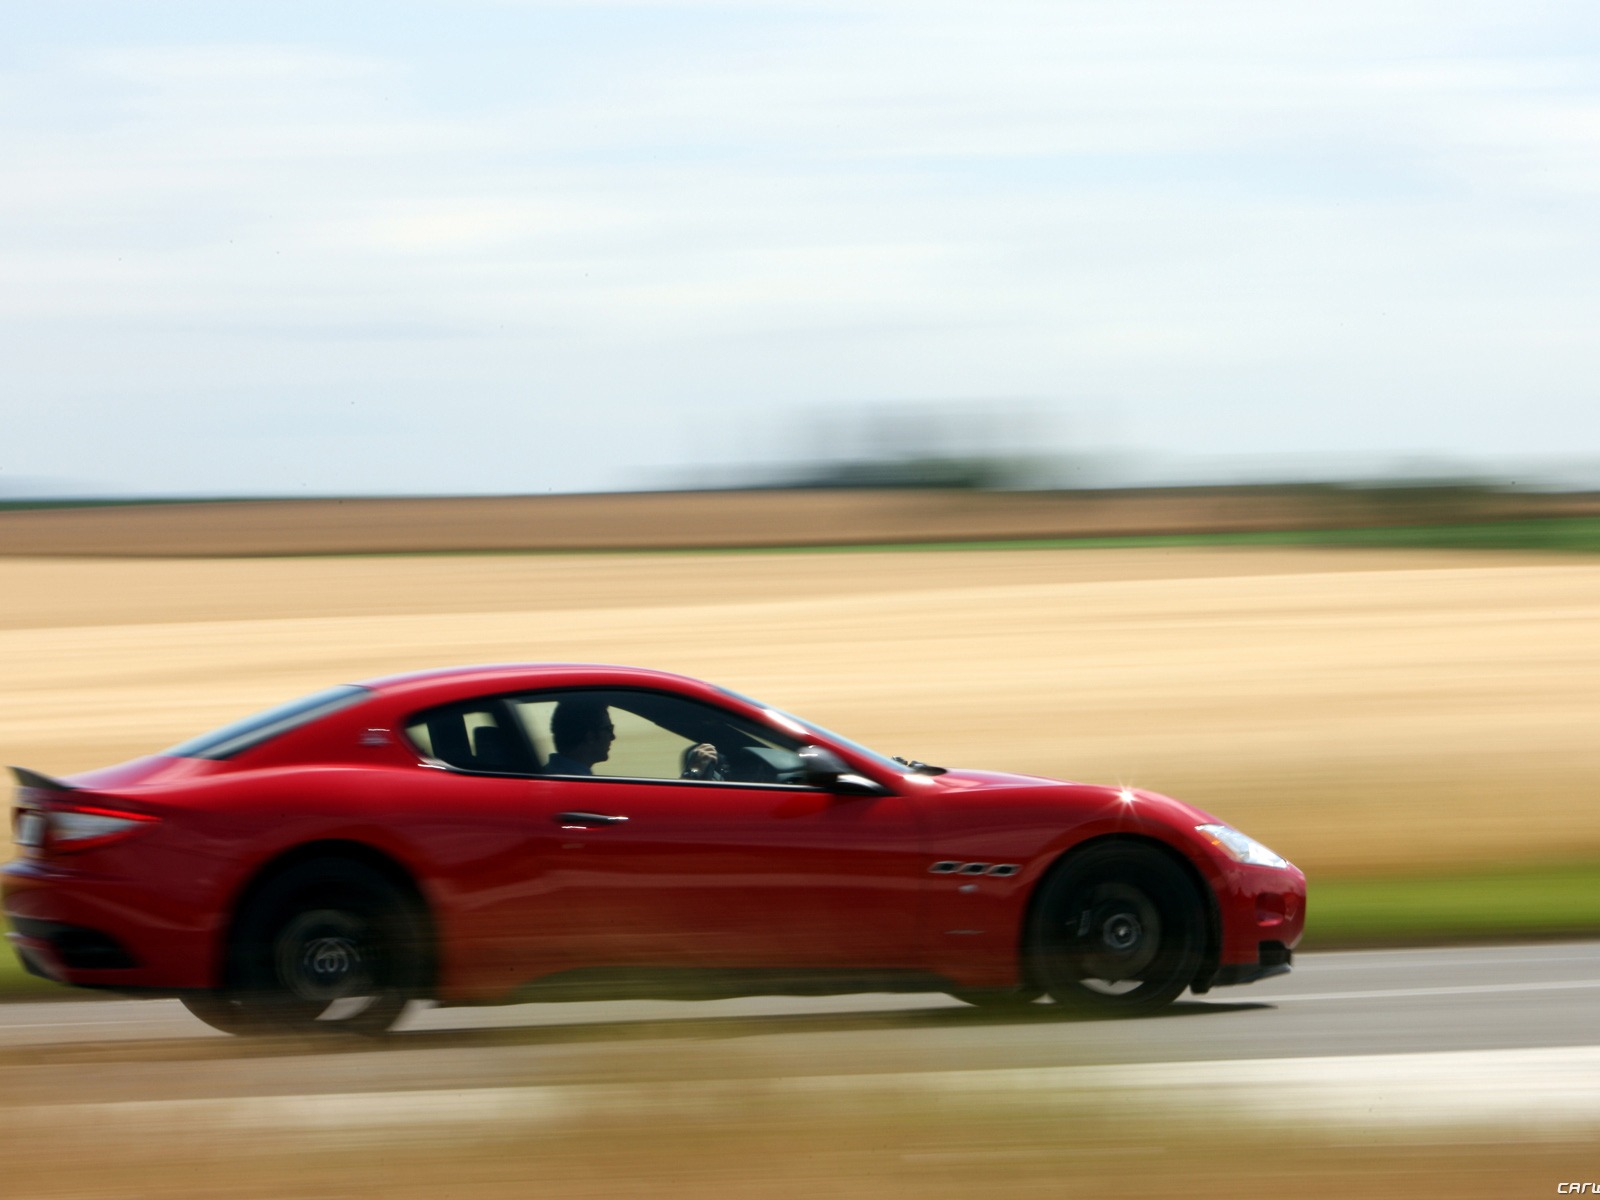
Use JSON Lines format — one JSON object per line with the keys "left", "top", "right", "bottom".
{"left": 1196, "top": 824, "right": 1289, "bottom": 869}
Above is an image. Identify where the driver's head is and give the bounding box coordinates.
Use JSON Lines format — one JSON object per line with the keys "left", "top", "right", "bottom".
{"left": 551, "top": 698, "right": 615, "bottom": 764}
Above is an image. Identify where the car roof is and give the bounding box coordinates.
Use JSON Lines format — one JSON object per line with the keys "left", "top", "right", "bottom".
{"left": 355, "top": 663, "right": 725, "bottom": 706}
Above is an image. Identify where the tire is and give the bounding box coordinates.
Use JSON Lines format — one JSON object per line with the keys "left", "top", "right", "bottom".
{"left": 179, "top": 991, "right": 272, "bottom": 1036}
{"left": 947, "top": 987, "right": 1046, "bottom": 1010}
{"left": 1027, "top": 843, "right": 1204, "bottom": 1016}
{"left": 189, "top": 859, "right": 426, "bottom": 1037}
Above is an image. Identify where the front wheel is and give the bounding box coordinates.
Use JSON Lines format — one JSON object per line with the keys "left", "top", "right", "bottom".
{"left": 189, "top": 860, "right": 426, "bottom": 1037}
{"left": 1028, "top": 843, "right": 1204, "bottom": 1016}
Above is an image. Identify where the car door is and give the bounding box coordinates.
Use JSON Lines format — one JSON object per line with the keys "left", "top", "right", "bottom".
{"left": 508, "top": 689, "right": 926, "bottom": 974}
{"left": 397, "top": 697, "right": 584, "bottom": 989}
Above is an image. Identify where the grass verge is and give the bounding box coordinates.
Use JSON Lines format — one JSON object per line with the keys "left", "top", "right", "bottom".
{"left": 1285, "top": 515, "right": 1600, "bottom": 553}
{"left": 0, "top": 953, "right": 71, "bottom": 999}
{"left": 700, "top": 514, "right": 1600, "bottom": 555}
{"left": 2, "top": 861, "right": 1594, "bottom": 1001}
{"left": 1303, "top": 860, "right": 1600, "bottom": 949}
{"left": 162, "top": 513, "right": 1600, "bottom": 558}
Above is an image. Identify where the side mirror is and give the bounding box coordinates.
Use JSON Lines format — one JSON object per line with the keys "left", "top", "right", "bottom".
{"left": 797, "top": 745, "right": 884, "bottom": 795}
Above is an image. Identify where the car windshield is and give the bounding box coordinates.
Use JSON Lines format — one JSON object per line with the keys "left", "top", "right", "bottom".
{"left": 166, "top": 685, "right": 371, "bottom": 760}
{"left": 717, "top": 686, "right": 911, "bottom": 775}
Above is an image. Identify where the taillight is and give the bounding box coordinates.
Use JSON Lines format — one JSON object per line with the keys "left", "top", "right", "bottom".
{"left": 14, "top": 808, "right": 46, "bottom": 849}
{"left": 14, "top": 804, "right": 158, "bottom": 855}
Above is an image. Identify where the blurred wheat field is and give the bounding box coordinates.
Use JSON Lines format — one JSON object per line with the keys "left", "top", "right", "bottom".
{"left": 2, "top": 546, "right": 1596, "bottom": 876}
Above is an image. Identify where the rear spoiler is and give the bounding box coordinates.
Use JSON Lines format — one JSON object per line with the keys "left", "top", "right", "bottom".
{"left": 9, "top": 767, "right": 76, "bottom": 793}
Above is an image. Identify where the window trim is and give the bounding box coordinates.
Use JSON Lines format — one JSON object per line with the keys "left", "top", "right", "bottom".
{"left": 513, "top": 685, "right": 810, "bottom": 786}
{"left": 404, "top": 696, "right": 541, "bottom": 778}
{"left": 532, "top": 771, "right": 827, "bottom": 793}
{"left": 405, "top": 685, "right": 824, "bottom": 788}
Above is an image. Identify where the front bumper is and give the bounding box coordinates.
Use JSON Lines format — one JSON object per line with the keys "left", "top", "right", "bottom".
{"left": 1209, "top": 939, "right": 1293, "bottom": 988}
{"left": 1191, "top": 856, "right": 1306, "bottom": 993}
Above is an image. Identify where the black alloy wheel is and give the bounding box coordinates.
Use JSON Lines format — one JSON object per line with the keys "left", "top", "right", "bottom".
{"left": 1027, "top": 843, "right": 1204, "bottom": 1016}
{"left": 181, "top": 859, "right": 425, "bottom": 1037}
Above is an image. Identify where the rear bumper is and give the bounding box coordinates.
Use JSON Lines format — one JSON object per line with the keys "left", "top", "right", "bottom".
{"left": 8, "top": 917, "right": 140, "bottom": 979}
{"left": 2, "top": 859, "right": 218, "bottom": 992}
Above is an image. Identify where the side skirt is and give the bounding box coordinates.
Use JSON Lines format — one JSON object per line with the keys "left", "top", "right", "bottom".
{"left": 438, "top": 967, "right": 962, "bottom": 1007}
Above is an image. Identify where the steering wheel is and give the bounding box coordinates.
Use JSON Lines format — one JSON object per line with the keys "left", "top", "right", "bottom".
{"left": 680, "top": 742, "right": 727, "bottom": 781}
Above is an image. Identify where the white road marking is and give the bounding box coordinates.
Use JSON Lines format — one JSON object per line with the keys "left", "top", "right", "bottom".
{"left": 0, "top": 1015, "right": 190, "bottom": 1030}
{"left": 1, "top": 974, "right": 1598, "bottom": 1040}
{"left": 1261, "top": 978, "right": 1600, "bottom": 1003}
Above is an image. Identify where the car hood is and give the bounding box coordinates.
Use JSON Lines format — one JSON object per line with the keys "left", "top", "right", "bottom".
{"left": 924, "top": 767, "right": 1227, "bottom": 827}
{"left": 925, "top": 767, "right": 1068, "bottom": 790}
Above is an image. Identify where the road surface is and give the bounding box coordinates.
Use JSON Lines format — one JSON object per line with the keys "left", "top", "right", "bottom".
{"left": 0, "top": 941, "right": 1596, "bottom": 1126}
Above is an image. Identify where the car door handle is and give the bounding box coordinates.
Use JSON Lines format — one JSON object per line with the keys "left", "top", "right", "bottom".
{"left": 553, "top": 811, "right": 630, "bottom": 828}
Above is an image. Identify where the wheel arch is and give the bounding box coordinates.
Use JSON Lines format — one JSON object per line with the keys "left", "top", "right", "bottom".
{"left": 1018, "top": 833, "right": 1221, "bottom": 993}
{"left": 216, "top": 839, "right": 438, "bottom": 994}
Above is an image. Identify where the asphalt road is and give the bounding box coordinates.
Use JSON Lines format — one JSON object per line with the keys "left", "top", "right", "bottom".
{"left": 0, "top": 941, "right": 1596, "bottom": 1110}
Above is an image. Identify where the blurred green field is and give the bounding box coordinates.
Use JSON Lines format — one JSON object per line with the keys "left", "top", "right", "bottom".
{"left": 1303, "top": 861, "right": 1600, "bottom": 948}
{"left": 804, "top": 514, "right": 1600, "bottom": 555}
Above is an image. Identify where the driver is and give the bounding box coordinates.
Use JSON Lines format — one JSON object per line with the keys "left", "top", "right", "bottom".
{"left": 544, "top": 699, "right": 615, "bottom": 776}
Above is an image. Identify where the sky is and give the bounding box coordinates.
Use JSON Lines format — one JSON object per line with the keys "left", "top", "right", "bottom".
{"left": 3, "top": 0, "right": 1599, "bottom": 497}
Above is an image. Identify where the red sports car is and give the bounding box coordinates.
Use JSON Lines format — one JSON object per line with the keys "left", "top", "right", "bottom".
{"left": 4, "top": 664, "right": 1304, "bottom": 1034}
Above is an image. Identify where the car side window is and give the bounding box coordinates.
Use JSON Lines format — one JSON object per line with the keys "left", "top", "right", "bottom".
{"left": 509, "top": 689, "right": 806, "bottom": 785}
{"left": 404, "top": 701, "right": 535, "bottom": 774}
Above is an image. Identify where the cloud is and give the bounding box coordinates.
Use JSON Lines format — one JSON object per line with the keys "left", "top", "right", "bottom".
{"left": 2, "top": 1, "right": 1599, "bottom": 493}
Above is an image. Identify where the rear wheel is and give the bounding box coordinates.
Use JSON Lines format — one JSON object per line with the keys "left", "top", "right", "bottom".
{"left": 1028, "top": 843, "right": 1203, "bottom": 1016}
{"left": 179, "top": 990, "right": 267, "bottom": 1036}
{"left": 185, "top": 860, "right": 425, "bottom": 1037}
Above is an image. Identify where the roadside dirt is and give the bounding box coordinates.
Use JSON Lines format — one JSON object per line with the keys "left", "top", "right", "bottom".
{"left": 3, "top": 545, "right": 1596, "bottom": 875}
{"left": 0, "top": 1090, "right": 1588, "bottom": 1200}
